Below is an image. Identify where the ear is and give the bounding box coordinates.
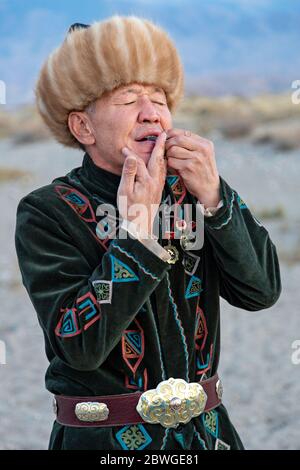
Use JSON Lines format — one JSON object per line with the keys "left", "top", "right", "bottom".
{"left": 68, "top": 111, "right": 95, "bottom": 146}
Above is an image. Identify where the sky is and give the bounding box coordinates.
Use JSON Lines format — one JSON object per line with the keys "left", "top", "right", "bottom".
{"left": 0, "top": 0, "right": 299, "bottom": 107}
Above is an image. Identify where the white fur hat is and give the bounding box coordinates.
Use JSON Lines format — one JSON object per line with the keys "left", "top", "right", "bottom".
{"left": 35, "top": 15, "right": 185, "bottom": 148}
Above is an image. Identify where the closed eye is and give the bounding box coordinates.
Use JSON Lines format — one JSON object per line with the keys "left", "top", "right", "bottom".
{"left": 123, "top": 101, "right": 166, "bottom": 106}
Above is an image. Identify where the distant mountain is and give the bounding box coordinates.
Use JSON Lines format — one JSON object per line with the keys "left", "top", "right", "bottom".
{"left": 0, "top": 0, "right": 299, "bottom": 105}
{"left": 154, "top": 0, "right": 300, "bottom": 96}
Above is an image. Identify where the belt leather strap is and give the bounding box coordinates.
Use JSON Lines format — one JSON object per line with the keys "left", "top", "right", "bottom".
{"left": 54, "top": 374, "right": 222, "bottom": 428}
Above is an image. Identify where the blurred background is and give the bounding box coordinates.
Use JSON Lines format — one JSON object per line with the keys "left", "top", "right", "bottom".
{"left": 0, "top": 0, "right": 299, "bottom": 450}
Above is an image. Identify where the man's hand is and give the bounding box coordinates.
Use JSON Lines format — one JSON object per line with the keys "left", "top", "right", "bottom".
{"left": 165, "top": 128, "right": 220, "bottom": 207}
{"left": 117, "top": 132, "right": 167, "bottom": 235}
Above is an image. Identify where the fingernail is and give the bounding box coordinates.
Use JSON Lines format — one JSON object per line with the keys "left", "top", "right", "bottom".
{"left": 126, "top": 156, "right": 136, "bottom": 167}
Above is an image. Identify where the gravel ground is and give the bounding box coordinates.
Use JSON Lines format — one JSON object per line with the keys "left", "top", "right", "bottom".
{"left": 0, "top": 136, "right": 299, "bottom": 449}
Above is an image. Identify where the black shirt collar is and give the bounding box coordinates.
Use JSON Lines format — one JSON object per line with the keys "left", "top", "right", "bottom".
{"left": 79, "top": 153, "right": 121, "bottom": 204}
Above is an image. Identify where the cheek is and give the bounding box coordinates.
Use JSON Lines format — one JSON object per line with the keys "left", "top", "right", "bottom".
{"left": 162, "top": 109, "right": 172, "bottom": 128}
{"left": 116, "top": 113, "right": 136, "bottom": 137}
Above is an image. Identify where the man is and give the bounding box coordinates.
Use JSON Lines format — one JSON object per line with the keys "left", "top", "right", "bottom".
{"left": 15, "top": 16, "right": 281, "bottom": 450}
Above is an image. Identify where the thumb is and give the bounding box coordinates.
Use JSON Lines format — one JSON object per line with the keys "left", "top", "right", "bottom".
{"left": 147, "top": 131, "right": 167, "bottom": 178}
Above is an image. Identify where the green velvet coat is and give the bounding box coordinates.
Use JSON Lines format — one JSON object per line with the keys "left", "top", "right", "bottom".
{"left": 15, "top": 153, "right": 281, "bottom": 450}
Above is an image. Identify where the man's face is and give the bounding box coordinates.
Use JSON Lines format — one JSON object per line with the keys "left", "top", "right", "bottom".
{"left": 84, "top": 83, "right": 173, "bottom": 174}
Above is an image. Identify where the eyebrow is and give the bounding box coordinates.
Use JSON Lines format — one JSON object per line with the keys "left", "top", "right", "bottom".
{"left": 118, "top": 86, "right": 165, "bottom": 96}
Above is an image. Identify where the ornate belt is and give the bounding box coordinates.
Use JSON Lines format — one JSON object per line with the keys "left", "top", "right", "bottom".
{"left": 53, "top": 374, "right": 223, "bottom": 429}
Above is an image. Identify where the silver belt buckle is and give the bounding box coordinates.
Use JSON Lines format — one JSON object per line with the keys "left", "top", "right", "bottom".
{"left": 136, "top": 377, "right": 207, "bottom": 429}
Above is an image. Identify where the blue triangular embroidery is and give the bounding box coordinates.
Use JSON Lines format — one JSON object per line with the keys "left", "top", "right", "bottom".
{"left": 167, "top": 175, "right": 179, "bottom": 187}
{"left": 127, "top": 332, "right": 142, "bottom": 354}
{"left": 129, "top": 375, "right": 143, "bottom": 388}
{"left": 110, "top": 255, "right": 139, "bottom": 282}
{"left": 185, "top": 275, "right": 203, "bottom": 299}
{"left": 237, "top": 194, "right": 247, "bottom": 209}
{"left": 61, "top": 310, "right": 77, "bottom": 335}
{"left": 65, "top": 192, "right": 85, "bottom": 206}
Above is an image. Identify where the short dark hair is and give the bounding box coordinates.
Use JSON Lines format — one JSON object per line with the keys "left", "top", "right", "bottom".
{"left": 68, "top": 23, "right": 90, "bottom": 34}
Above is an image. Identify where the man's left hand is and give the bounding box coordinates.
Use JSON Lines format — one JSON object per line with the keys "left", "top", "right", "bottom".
{"left": 165, "top": 128, "right": 221, "bottom": 208}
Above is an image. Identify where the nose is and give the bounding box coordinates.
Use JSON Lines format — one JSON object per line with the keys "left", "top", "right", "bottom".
{"left": 137, "top": 96, "right": 160, "bottom": 123}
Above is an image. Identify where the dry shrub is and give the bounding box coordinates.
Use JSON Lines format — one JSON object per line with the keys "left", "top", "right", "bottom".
{"left": 253, "top": 120, "right": 300, "bottom": 151}
{"left": 0, "top": 167, "right": 31, "bottom": 183}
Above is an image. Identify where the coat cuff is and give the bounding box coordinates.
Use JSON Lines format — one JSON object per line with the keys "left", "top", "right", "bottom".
{"left": 198, "top": 199, "right": 224, "bottom": 217}
{"left": 203, "top": 176, "right": 235, "bottom": 229}
{"left": 119, "top": 219, "right": 172, "bottom": 264}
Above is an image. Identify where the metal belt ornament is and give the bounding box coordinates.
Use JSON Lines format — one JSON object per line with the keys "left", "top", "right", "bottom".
{"left": 75, "top": 402, "right": 109, "bottom": 422}
{"left": 164, "top": 231, "right": 179, "bottom": 264}
{"left": 162, "top": 186, "right": 197, "bottom": 261}
{"left": 136, "top": 377, "right": 208, "bottom": 429}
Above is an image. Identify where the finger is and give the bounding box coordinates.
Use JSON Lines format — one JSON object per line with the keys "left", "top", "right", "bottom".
{"left": 165, "top": 135, "right": 199, "bottom": 152}
{"left": 135, "top": 155, "right": 149, "bottom": 182}
{"left": 120, "top": 149, "right": 138, "bottom": 193}
{"left": 166, "top": 128, "right": 212, "bottom": 149}
{"left": 167, "top": 157, "right": 190, "bottom": 172}
{"left": 166, "top": 128, "right": 192, "bottom": 139}
{"left": 166, "top": 146, "right": 192, "bottom": 159}
{"left": 147, "top": 131, "right": 167, "bottom": 178}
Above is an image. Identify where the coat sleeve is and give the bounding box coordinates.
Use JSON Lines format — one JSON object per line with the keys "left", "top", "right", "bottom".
{"left": 15, "top": 192, "right": 171, "bottom": 371}
{"left": 203, "top": 176, "right": 282, "bottom": 311}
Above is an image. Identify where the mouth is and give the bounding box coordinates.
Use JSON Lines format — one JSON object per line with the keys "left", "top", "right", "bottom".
{"left": 137, "top": 135, "right": 158, "bottom": 142}
{"left": 134, "top": 135, "right": 158, "bottom": 152}
{"left": 135, "top": 140, "right": 156, "bottom": 149}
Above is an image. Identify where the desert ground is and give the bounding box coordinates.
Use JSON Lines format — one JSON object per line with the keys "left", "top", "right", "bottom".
{"left": 0, "top": 94, "right": 299, "bottom": 449}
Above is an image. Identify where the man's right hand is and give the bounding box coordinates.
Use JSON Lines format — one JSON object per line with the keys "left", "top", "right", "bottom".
{"left": 117, "top": 131, "right": 167, "bottom": 235}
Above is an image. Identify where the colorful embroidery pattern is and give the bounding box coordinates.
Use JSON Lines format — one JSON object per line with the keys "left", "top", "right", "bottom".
{"left": 167, "top": 175, "right": 187, "bottom": 204}
{"left": 110, "top": 255, "right": 139, "bottom": 283}
{"left": 185, "top": 275, "right": 203, "bottom": 299}
{"left": 215, "top": 438, "right": 230, "bottom": 450}
{"left": 55, "top": 185, "right": 96, "bottom": 221}
{"left": 55, "top": 308, "right": 80, "bottom": 338}
{"left": 202, "top": 410, "right": 219, "bottom": 438}
{"left": 237, "top": 194, "right": 247, "bottom": 210}
{"left": 122, "top": 319, "right": 145, "bottom": 376}
{"left": 125, "top": 368, "right": 148, "bottom": 391}
{"left": 195, "top": 306, "right": 208, "bottom": 351}
{"left": 92, "top": 280, "right": 112, "bottom": 304}
{"left": 111, "top": 242, "right": 160, "bottom": 281}
{"left": 196, "top": 343, "right": 214, "bottom": 377}
{"left": 55, "top": 185, "right": 112, "bottom": 250}
{"left": 77, "top": 292, "right": 101, "bottom": 330}
{"left": 55, "top": 292, "right": 100, "bottom": 337}
{"left": 182, "top": 252, "right": 200, "bottom": 276}
{"left": 115, "top": 424, "right": 152, "bottom": 450}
